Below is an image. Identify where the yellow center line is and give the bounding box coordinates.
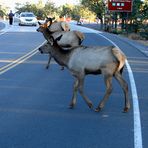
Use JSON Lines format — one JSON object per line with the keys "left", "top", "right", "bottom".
{"left": 0, "top": 41, "right": 46, "bottom": 75}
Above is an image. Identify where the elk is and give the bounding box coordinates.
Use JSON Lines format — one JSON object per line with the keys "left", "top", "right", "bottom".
{"left": 46, "top": 17, "right": 71, "bottom": 32}
{"left": 37, "top": 19, "right": 85, "bottom": 69}
{"left": 38, "top": 35, "right": 130, "bottom": 112}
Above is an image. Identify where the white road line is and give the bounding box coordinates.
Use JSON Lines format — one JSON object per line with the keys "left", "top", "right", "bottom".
{"left": 0, "top": 28, "right": 9, "bottom": 36}
{"left": 98, "top": 33, "right": 143, "bottom": 148}
{"left": 0, "top": 30, "right": 8, "bottom": 35}
{"left": 0, "top": 21, "right": 9, "bottom": 35}
{"left": 126, "top": 61, "right": 143, "bottom": 148}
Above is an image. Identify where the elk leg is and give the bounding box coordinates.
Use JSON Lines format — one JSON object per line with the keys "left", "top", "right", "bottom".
{"left": 78, "top": 77, "right": 93, "bottom": 109}
{"left": 95, "top": 75, "right": 113, "bottom": 112}
{"left": 69, "top": 79, "right": 79, "bottom": 108}
{"left": 114, "top": 72, "right": 130, "bottom": 112}
{"left": 46, "top": 54, "right": 52, "bottom": 69}
{"left": 60, "top": 66, "right": 64, "bottom": 70}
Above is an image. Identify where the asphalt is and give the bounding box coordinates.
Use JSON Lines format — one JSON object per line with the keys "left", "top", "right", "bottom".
{"left": 0, "top": 21, "right": 5, "bottom": 30}
{"left": 82, "top": 23, "right": 148, "bottom": 57}
{"left": 0, "top": 29, "right": 134, "bottom": 148}
{"left": 0, "top": 20, "right": 147, "bottom": 148}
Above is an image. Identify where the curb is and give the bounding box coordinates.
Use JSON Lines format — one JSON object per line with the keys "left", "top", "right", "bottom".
{"left": 0, "top": 21, "right": 5, "bottom": 31}
{"left": 0, "top": 20, "right": 9, "bottom": 31}
{"left": 82, "top": 23, "right": 148, "bottom": 57}
{"left": 118, "top": 35, "right": 148, "bottom": 57}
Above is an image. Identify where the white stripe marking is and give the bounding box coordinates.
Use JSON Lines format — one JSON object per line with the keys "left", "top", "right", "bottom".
{"left": 126, "top": 61, "right": 143, "bottom": 148}
{"left": 98, "top": 33, "right": 143, "bottom": 148}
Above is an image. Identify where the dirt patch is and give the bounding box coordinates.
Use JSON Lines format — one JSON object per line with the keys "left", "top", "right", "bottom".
{"left": 127, "top": 33, "right": 148, "bottom": 46}
{"left": 136, "top": 40, "right": 148, "bottom": 46}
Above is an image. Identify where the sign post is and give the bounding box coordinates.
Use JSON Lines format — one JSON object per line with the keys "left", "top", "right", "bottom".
{"left": 108, "top": 0, "right": 133, "bottom": 12}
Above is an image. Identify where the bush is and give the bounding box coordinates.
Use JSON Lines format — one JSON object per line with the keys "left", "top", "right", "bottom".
{"left": 128, "top": 33, "right": 142, "bottom": 40}
{"left": 140, "top": 32, "right": 148, "bottom": 40}
{"left": 110, "top": 29, "right": 123, "bottom": 35}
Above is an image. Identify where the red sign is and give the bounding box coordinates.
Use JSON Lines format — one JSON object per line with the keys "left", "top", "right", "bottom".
{"left": 108, "top": 0, "right": 133, "bottom": 12}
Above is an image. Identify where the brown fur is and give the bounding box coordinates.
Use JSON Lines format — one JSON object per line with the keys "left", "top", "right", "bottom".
{"left": 74, "top": 31, "right": 85, "bottom": 40}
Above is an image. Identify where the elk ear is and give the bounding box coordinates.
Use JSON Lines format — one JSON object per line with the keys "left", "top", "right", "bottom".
{"left": 52, "top": 17, "right": 55, "bottom": 20}
{"left": 38, "top": 21, "right": 42, "bottom": 25}
{"left": 75, "top": 31, "right": 85, "bottom": 40}
{"left": 61, "top": 22, "right": 70, "bottom": 31}
{"left": 46, "top": 17, "right": 52, "bottom": 22}
{"left": 45, "top": 18, "right": 52, "bottom": 27}
{"left": 55, "top": 35, "right": 63, "bottom": 41}
{"left": 47, "top": 21, "right": 51, "bottom": 27}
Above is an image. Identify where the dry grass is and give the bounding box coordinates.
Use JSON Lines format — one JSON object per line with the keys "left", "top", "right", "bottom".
{"left": 136, "top": 40, "right": 148, "bottom": 46}
{"left": 128, "top": 33, "right": 148, "bottom": 46}
{"left": 128, "top": 33, "right": 142, "bottom": 40}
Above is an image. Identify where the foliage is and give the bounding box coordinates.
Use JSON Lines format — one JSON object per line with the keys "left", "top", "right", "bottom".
{"left": 80, "top": 0, "right": 105, "bottom": 20}
{"left": 141, "top": 0, "right": 148, "bottom": 21}
{"left": 44, "top": 1, "right": 58, "bottom": 18}
{"left": 15, "top": 1, "right": 58, "bottom": 19}
{"left": 129, "top": 0, "right": 143, "bottom": 22}
{"left": 59, "top": 4, "right": 73, "bottom": 17}
{"left": 0, "top": 9, "right": 6, "bottom": 17}
{"left": 14, "top": 0, "right": 96, "bottom": 22}
{"left": 59, "top": 4, "right": 96, "bottom": 21}
{"left": 126, "top": 0, "right": 148, "bottom": 33}
{"left": 0, "top": 6, "right": 7, "bottom": 18}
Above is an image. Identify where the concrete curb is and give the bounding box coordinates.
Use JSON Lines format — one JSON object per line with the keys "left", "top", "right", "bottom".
{"left": 118, "top": 35, "right": 148, "bottom": 57}
{"left": 0, "top": 20, "right": 9, "bottom": 31}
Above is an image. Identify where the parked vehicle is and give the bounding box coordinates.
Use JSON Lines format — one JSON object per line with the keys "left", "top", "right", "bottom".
{"left": 18, "top": 12, "right": 37, "bottom": 26}
{"left": 13, "top": 13, "right": 20, "bottom": 23}
{"left": 77, "top": 18, "right": 84, "bottom": 25}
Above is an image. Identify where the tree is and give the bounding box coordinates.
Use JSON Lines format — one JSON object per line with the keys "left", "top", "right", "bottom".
{"left": 15, "top": 1, "right": 57, "bottom": 19}
{"left": 140, "top": 0, "right": 148, "bottom": 22}
{"left": 58, "top": 4, "right": 96, "bottom": 22}
{"left": 44, "top": 1, "right": 58, "bottom": 18}
{"left": 60, "top": 4, "right": 73, "bottom": 17}
{"left": 0, "top": 5, "right": 8, "bottom": 18}
{"left": 15, "top": 2, "right": 36, "bottom": 13}
{"left": 0, "top": 9, "right": 6, "bottom": 18}
{"left": 80, "top": 0, "right": 105, "bottom": 28}
{"left": 124, "top": 0, "right": 145, "bottom": 33}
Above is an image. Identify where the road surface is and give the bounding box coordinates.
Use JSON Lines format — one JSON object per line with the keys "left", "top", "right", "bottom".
{"left": 0, "top": 21, "right": 147, "bottom": 148}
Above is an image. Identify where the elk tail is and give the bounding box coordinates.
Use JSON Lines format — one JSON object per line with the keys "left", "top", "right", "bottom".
{"left": 112, "top": 47, "right": 126, "bottom": 72}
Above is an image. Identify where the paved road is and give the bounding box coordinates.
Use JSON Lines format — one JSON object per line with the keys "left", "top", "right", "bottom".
{"left": 0, "top": 21, "right": 5, "bottom": 30}
{"left": 0, "top": 21, "right": 147, "bottom": 148}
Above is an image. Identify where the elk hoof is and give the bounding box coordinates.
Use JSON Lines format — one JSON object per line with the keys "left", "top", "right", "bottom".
{"left": 61, "top": 67, "right": 64, "bottom": 70}
{"left": 95, "top": 107, "right": 102, "bottom": 112}
{"left": 69, "top": 106, "right": 74, "bottom": 109}
{"left": 69, "top": 103, "right": 75, "bottom": 109}
{"left": 123, "top": 107, "right": 129, "bottom": 113}
{"left": 46, "top": 66, "right": 49, "bottom": 69}
{"left": 88, "top": 102, "right": 93, "bottom": 109}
